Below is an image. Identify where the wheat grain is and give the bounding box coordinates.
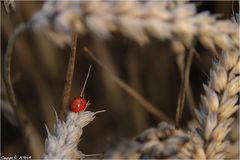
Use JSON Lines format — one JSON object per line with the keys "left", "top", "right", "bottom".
{"left": 29, "top": 1, "right": 239, "bottom": 52}
{"left": 226, "top": 117, "right": 239, "bottom": 159}
{"left": 42, "top": 106, "right": 104, "bottom": 159}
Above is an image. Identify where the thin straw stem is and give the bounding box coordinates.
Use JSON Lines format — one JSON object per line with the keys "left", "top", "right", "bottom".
{"left": 80, "top": 65, "right": 92, "bottom": 97}
{"left": 84, "top": 48, "right": 172, "bottom": 123}
{"left": 3, "top": 23, "right": 43, "bottom": 158}
{"left": 175, "top": 48, "right": 195, "bottom": 127}
{"left": 60, "top": 34, "right": 78, "bottom": 120}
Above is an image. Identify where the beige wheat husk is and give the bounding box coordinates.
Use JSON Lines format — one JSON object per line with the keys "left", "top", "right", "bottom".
{"left": 30, "top": 1, "right": 239, "bottom": 53}
{"left": 42, "top": 106, "right": 104, "bottom": 159}
{"left": 194, "top": 50, "right": 240, "bottom": 159}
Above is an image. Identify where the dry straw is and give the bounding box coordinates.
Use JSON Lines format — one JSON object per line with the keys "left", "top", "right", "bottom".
{"left": 3, "top": 23, "right": 44, "bottom": 157}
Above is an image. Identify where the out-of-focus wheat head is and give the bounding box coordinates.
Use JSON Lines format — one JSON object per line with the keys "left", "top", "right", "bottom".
{"left": 105, "top": 122, "right": 205, "bottom": 159}
{"left": 3, "top": 0, "right": 16, "bottom": 13}
{"left": 29, "top": 1, "right": 239, "bottom": 52}
{"left": 42, "top": 104, "right": 104, "bottom": 159}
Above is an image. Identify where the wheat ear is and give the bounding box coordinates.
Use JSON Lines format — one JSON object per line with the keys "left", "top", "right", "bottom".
{"left": 194, "top": 50, "right": 239, "bottom": 159}
{"left": 30, "top": 1, "right": 239, "bottom": 51}
{"left": 42, "top": 107, "right": 104, "bottom": 159}
{"left": 105, "top": 122, "right": 205, "bottom": 159}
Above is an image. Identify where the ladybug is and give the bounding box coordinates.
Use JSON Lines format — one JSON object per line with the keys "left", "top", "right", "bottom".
{"left": 69, "top": 65, "right": 92, "bottom": 113}
{"left": 70, "top": 96, "right": 87, "bottom": 112}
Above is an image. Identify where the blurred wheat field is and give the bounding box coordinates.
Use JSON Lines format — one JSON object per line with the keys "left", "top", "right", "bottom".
{"left": 1, "top": 1, "right": 239, "bottom": 159}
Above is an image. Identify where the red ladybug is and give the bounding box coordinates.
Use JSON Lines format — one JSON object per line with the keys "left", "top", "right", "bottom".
{"left": 69, "top": 65, "right": 91, "bottom": 113}
{"left": 70, "top": 96, "right": 87, "bottom": 112}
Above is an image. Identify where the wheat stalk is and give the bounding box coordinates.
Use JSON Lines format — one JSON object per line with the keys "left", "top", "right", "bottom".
{"left": 30, "top": 1, "right": 239, "bottom": 52}
{"left": 3, "top": 23, "right": 44, "bottom": 157}
{"left": 42, "top": 107, "right": 104, "bottom": 159}
{"left": 60, "top": 34, "right": 78, "bottom": 120}
{"left": 84, "top": 48, "right": 172, "bottom": 123}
